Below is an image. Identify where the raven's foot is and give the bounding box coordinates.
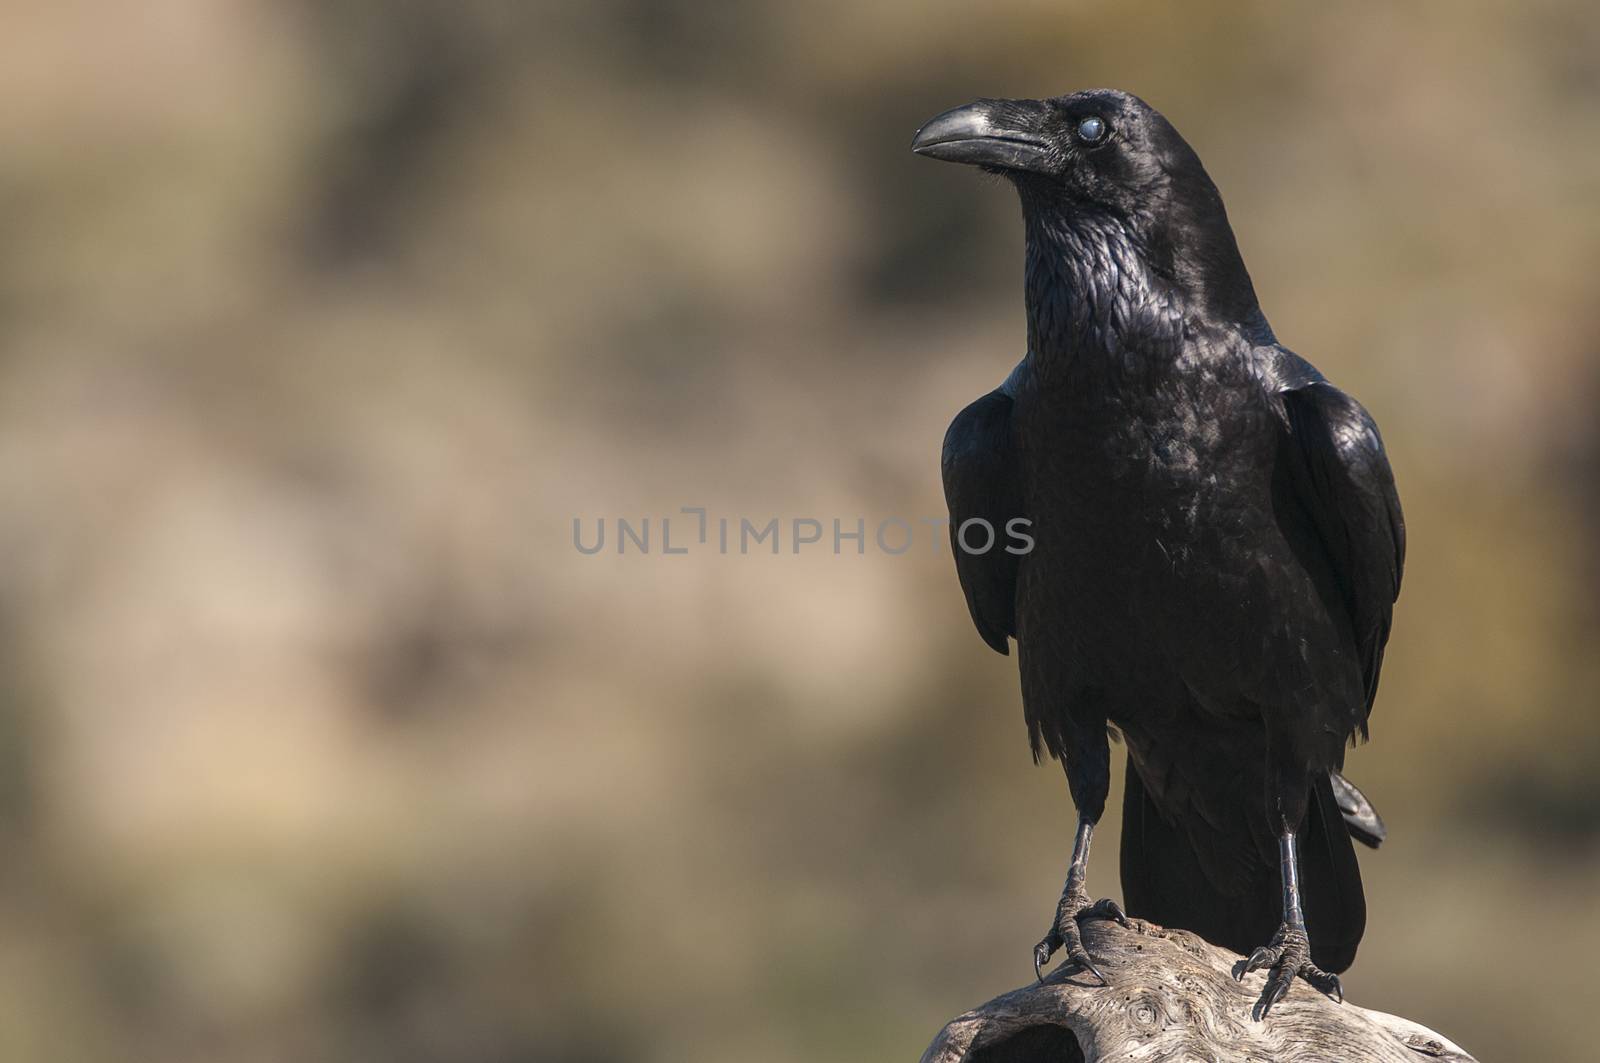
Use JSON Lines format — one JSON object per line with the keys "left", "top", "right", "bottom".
{"left": 1233, "top": 920, "right": 1342, "bottom": 1017}
{"left": 1032, "top": 890, "right": 1126, "bottom": 985}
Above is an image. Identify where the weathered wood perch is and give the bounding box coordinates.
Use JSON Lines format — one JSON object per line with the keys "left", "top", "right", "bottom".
{"left": 921, "top": 918, "right": 1477, "bottom": 1063}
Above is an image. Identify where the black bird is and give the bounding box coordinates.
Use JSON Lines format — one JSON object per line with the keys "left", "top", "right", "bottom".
{"left": 913, "top": 90, "right": 1404, "bottom": 1014}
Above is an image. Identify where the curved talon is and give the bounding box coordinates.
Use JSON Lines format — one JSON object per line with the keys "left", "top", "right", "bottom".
{"left": 1241, "top": 945, "right": 1276, "bottom": 977}
{"left": 1304, "top": 967, "right": 1343, "bottom": 1003}
{"left": 1272, "top": 973, "right": 1293, "bottom": 1006}
{"left": 1083, "top": 897, "right": 1128, "bottom": 926}
{"left": 1033, "top": 940, "right": 1053, "bottom": 983}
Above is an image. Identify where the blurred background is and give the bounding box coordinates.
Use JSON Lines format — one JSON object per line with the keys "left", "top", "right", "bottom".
{"left": 1, "top": 2, "right": 1597, "bottom": 1061}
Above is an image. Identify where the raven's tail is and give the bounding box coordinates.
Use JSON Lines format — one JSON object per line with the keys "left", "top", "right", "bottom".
{"left": 1330, "top": 770, "right": 1387, "bottom": 849}
{"left": 1119, "top": 757, "right": 1367, "bottom": 974}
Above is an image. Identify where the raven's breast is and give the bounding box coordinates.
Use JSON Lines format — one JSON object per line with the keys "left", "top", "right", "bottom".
{"left": 1012, "top": 365, "right": 1286, "bottom": 701}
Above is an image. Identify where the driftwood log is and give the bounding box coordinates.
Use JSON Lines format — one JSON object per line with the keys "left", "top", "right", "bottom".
{"left": 921, "top": 918, "right": 1477, "bottom": 1063}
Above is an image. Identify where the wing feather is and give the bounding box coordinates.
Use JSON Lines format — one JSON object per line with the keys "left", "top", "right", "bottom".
{"left": 941, "top": 387, "right": 1023, "bottom": 654}
{"left": 1274, "top": 366, "right": 1406, "bottom": 734}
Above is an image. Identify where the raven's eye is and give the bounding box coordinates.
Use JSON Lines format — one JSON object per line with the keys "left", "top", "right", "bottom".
{"left": 1076, "top": 116, "right": 1107, "bottom": 143}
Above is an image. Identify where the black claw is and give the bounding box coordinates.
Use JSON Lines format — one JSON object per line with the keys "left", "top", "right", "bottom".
{"left": 1086, "top": 898, "right": 1128, "bottom": 926}
{"left": 1306, "top": 969, "right": 1342, "bottom": 1003}
{"left": 1243, "top": 946, "right": 1274, "bottom": 975}
{"left": 1060, "top": 941, "right": 1106, "bottom": 986}
{"left": 1259, "top": 974, "right": 1289, "bottom": 1017}
{"left": 1271, "top": 976, "right": 1292, "bottom": 1007}
{"left": 1033, "top": 940, "right": 1054, "bottom": 983}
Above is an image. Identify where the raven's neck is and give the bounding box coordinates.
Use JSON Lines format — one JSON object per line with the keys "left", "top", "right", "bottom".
{"left": 1022, "top": 209, "right": 1175, "bottom": 380}
{"left": 1019, "top": 203, "right": 1273, "bottom": 390}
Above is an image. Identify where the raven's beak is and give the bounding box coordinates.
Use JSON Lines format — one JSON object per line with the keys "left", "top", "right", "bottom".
{"left": 911, "top": 99, "right": 1055, "bottom": 174}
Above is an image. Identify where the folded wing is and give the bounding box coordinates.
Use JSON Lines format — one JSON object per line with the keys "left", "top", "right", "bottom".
{"left": 942, "top": 386, "right": 1023, "bottom": 655}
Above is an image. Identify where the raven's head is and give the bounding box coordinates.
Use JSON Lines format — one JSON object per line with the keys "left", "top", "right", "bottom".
{"left": 912, "top": 90, "right": 1265, "bottom": 334}
{"left": 911, "top": 89, "right": 1220, "bottom": 220}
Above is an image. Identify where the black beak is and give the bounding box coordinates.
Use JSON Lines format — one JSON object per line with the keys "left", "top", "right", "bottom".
{"left": 911, "top": 99, "right": 1055, "bottom": 174}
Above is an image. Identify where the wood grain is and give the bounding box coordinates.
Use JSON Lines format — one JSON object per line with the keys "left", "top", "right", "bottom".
{"left": 920, "top": 919, "right": 1476, "bottom": 1063}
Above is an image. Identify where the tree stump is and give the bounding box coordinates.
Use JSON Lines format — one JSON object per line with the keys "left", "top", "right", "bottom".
{"left": 920, "top": 918, "right": 1477, "bottom": 1063}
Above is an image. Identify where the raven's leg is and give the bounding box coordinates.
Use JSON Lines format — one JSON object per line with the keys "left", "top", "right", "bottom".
{"left": 1234, "top": 782, "right": 1344, "bottom": 1014}
{"left": 1032, "top": 816, "right": 1127, "bottom": 983}
{"left": 1032, "top": 732, "right": 1127, "bottom": 985}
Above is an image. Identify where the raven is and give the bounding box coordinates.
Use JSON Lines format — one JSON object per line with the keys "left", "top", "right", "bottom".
{"left": 913, "top": 90, "right": 1404, "bottom": 1014}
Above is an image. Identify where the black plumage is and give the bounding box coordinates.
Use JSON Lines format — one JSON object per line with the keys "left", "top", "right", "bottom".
{"left": 915, "top": 90, "right": 1405, "bottom": 1013}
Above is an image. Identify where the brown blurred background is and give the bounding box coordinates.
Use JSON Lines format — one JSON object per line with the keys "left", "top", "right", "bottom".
{"left": 1, "top": 2, "right": 1597, "bottom": 1061}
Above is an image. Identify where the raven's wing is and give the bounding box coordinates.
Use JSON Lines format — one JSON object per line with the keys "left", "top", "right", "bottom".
{"left": 942, "top": 384, "right": 1023, "bottom": 655}
{"left": 1266, "top": 350, "right": 1406, "bottom": 735}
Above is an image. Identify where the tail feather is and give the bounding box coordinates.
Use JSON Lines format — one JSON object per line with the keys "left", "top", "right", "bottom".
{"left": 1120, "top": 757, "right": 1367, "bottom": 974}
{"left": 1329, "top": 770, "right": 1387, "bottom": 848}
{"left": 1301, "top": 771, "right": 1366, "bottom": 972}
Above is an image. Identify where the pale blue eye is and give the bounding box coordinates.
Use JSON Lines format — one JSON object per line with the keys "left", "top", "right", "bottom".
{"left": 1077, "top": 116, "right": 1106, "bottom": 143}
